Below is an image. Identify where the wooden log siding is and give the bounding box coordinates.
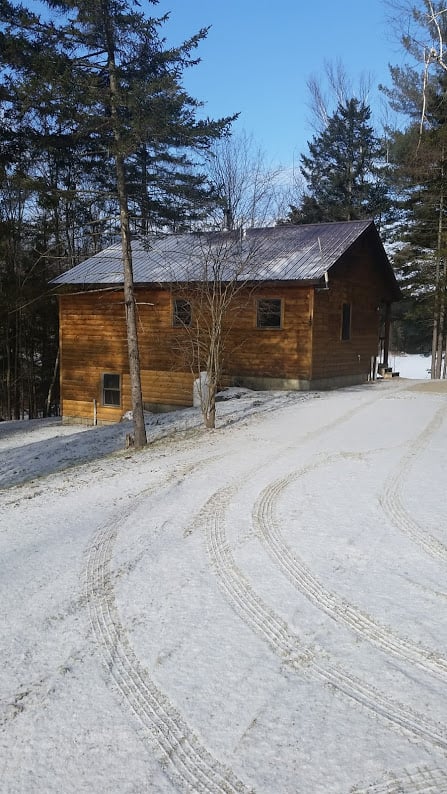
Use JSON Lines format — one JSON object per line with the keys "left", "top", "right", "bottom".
{"left": 59, "top": 290, "right": 195, "bottom": 423}
{"left": 221, "top": 286, "right": 313, "bottom": 380}
{"left": 311, "top": 243, "right": 390, "bottom": 383}
{"left": 59, "top": 284, "right": 315, "bottom": 422}
{"left": 58, "top": 241, "right": 390, "bottom": 423}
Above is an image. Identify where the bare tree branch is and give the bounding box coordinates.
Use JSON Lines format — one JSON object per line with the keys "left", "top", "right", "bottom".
{"left": 205, "top": 131, "right": 285, "bottom": 230}
{"left": 170, "top": 232, "right": 262, "bottom": 428}
{"left": 305, "top": 59, "right": 374, "bottom": 136}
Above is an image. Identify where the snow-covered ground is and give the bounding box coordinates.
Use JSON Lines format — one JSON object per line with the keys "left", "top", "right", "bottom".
{"left": 1, "top": 374, "right": 447, "bottom": 793}
{"left": 390, "top": 354, "right": 432, "bottom": 380}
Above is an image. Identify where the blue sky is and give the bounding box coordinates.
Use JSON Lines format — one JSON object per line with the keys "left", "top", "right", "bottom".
{"left": 158, "top": 0, "right": 407, "bottom": 169}
{"left": 25, "top": 0, "right": 409, "bottom": 169}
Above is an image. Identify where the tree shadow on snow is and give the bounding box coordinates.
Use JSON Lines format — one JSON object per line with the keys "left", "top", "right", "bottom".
{"left": 0, "top": 420, "right": 132, "bottom": 489}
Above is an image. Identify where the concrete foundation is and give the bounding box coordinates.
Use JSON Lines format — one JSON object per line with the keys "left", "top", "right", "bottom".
{"left": 231, "top": 372, "right": 368, "bottom": 392}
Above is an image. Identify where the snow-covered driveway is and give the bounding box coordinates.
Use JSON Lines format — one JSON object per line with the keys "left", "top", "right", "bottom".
{"left": 1, "top": 380, "right": 446, "bottom": 793}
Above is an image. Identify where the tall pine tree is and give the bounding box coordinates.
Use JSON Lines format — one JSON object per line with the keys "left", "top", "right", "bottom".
{"left": 0, "top": 0, "right": 235, "bottom": 428}
{"left": 288, "top": 98, "right": 389, "bottom": 225}
{"left": 382, "top": 1, "right": 447, "bottom": 375}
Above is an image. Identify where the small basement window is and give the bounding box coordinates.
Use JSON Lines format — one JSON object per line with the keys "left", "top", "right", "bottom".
{"left": 257, "top": 298, "right": 282, "bottom": 328}
{"left": 173, "top": 298, "right": 192, "bottom": 327}
{"left": 102, "top": 373, "right": 121, "bottom": 406}
{"left": 341, "top": 302, "right": 352, "bottom": 340}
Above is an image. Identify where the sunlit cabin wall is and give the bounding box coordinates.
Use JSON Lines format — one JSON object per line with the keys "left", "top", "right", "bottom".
{"left": 58, "top": 241, "right": 394, "bottom": 424}
{"left": 59, "top": 284, "right": 315, "bottom": 423}
{"left": 59, "top": 289, "right": 195, "bottom": 424}
{"left": 219, "top": 285, "right": 313, "bottom": 388}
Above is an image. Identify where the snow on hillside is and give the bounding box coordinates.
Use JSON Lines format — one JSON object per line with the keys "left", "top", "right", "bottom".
{"left": 0, "top": 389, "right": 311, "bottom": 489}
{"left": 1, "top": 376, "right": 447, "bottom": 793}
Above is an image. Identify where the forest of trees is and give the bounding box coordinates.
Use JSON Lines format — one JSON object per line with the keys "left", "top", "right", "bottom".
{"left": 0, "top": 0, "right": 237, "bottom": 426}
{"left": 1, "top": 0, "right": 447, "bottom": 423}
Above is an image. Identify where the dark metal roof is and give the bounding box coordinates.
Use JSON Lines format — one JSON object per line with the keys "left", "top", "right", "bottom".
{"left": 52, "top": 220, "right": 399, "bottom": 296}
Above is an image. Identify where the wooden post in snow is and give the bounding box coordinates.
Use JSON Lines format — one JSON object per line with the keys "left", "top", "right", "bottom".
{"left": 383, "top": 302, "right": 391, "bottom": 369}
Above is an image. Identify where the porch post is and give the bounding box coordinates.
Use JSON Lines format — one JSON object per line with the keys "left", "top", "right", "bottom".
{"left": 383, "top": 301, "right": 391, "bottom": 368}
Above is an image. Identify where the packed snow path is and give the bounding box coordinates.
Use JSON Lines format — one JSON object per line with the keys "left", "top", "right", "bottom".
{"left": 1, "top": 379, "right": 446, "bottom": 793}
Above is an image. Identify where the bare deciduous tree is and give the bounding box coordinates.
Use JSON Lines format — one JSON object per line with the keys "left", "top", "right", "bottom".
{"left": 205, "top": 131, "right": 285, "bottom": 230}
{"left": 306, "top": 59, "right": 373, "bottom": 134}
{"left": 171, "top": 232, "right": 260, "bottom": 429}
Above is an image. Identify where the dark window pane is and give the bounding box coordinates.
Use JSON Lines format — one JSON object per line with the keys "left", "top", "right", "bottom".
{"left": 104, "top": 389, "right": 120, "bottom": 406}
{"left": 103, "top": 373, "right": 121, "bottom": 406}
{"left": 257, "top": 299, "right": 282, "bottom": 328}
{"left": 103, "top": 373, "right": 120, "bottom": 390}
{"left": 341, "top": 303, "right": 351, "bottom": 340}
{"left": 173, "top": 299, "right": 192, "bottom": 327}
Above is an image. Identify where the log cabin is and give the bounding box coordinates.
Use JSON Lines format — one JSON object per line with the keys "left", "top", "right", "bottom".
{"left": 52, "top": 220, "right": 401, "bottom": 424}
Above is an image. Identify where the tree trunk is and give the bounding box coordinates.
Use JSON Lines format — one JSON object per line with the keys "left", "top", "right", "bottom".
{"left": 443, "top": 332, "right": 447, "bottom": 379}
{"left": 431, "top": 291, "right": 439, "bottom": 377}
{"left": 46, "top": 347, "right": 60, "bottom": 417}
{"left": 204, "top": 401, "right": 216, "bottom": 430}
{"left": 435, "top": 276, "right": 445, "bottom": 378}
{"left": 115, "top": 153, "right": 147, "bottom": 447}
{"left": 436, "top": 254, "right": 447, "bottom": 378}
{"left": 14, "top": 309, "right": 20, "bottom": 419}
{"left": 6, "top": 321, "right": 11, "bottom": 420}
{"left": 432, "top": 152, "right": 444, "bottom": 378}
{"left": 103, "top": 1, "right": 146, "bottom": 447}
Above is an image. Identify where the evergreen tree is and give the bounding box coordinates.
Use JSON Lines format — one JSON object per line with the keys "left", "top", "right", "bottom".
{"left": 0, "top": 5, "right": 62, "bottom": 419}
{"left": 0, "top": 1, "right": 235, "bottom": 426}
{"left": 382, "top": 2, "right": 447, "bottom": 375}
{"left": 288, "top": 98, "right": 389, "bottom": 225}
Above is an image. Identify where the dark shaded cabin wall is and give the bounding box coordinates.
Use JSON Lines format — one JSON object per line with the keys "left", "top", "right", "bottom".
{"left": 311, "top": 240, "right": 390, "bottom": 385}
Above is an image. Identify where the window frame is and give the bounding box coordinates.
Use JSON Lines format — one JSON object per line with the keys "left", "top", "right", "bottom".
{"left": 341, "top": 302, "right": 352, "bottom": 341}
{"left": 173, "top": 298, "right": 192, "bottom": 328}
{"left": 102, "top": 372, "right": 121, "bottom": 407}
{"left": 256, "top": 298, "right": 283, "bottom": 329}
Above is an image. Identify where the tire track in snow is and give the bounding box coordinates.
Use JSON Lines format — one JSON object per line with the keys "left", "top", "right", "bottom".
{"left": 201, "top": 485, "right": 447, "bottom": 750}
{"left": 84, "top": 455, "right": 255, "bottom": 794}
{"left": 350, "top": 764, "right": 447, "bottom": 793}
{"left": 205, "top": 485, "right": 314, "bottom": 668}
{"left": 83, "top": 383, "right": 430, "bottom": 790}
{"left": 380, "top": 401, "right": 447, "bottom": 563}
{"left": 253, "top": 452, "right": 447, "bottom": 681}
